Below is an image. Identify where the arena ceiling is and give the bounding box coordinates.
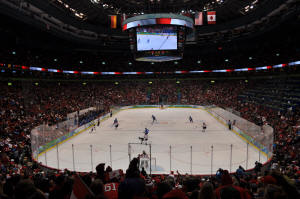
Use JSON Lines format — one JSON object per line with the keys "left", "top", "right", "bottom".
{"left": 49, "top": 0, "right": 265, "bottom": 25}
{"left": 0, "top": 0, "right": 299, "bottom": 57}
{"left": 2, "top": 0, "right": 295, "bottom": 36}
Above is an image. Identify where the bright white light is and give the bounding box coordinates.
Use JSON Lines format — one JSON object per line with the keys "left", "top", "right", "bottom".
{"left": 90, "top": 0, "right": 101, "bottom": 4}
{"left": 54, "top": 0, "right": 86, "bottom": 19}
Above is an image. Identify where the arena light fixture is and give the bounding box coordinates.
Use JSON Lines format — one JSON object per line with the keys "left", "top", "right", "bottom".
{"left": 12, "top": 51, "right": 16, "bottom": 55}
{"left": 35, "top": 82, "right": 39, "bottom": 86}
{"left": 54, "top": 59, "right": 58, "bottom": 62}
{"left": 115, "top": 82, "right": 119, "bottom": 85}
{"left": 211, "top": 80, "right": 215, "bottom": 83}
{"left": 241, "top": 0, "right": 259, "bottom": 14}
{"left": 82, "top": 82, "right": 87, "bottom": 85}
{"left": 174, "top": 61, "right": 178, "bottom": 65}
{"left": 90, "top": 0, "right": 101, "bottom": 4}
{"left": 197, "top": 60, "right": 201, "bottom": 64}
{"left": 128, "top": 62, "right": 132, "bottom": 65}
{"left": 249, "top": 57, "right": 252, "bottom": 60}
{"left": 55, "top": 0, "right": 86, "bottom": 19}
{"left": 276, "top": 53, "right": 280, "bottom": 56}
{"left": 149, "top": 81, "right": 152, "bottom": 84}
{"left": 79, "top": 60, "right": 83, "bottom": 64}
{"left": 176, "top": 81, "right": 180, "bottom": 84}
{"left": 8, "top": 82, "right": 12, "bottom": 86}
{"left": 102, "top": 61, "right": 106, "bottom": 65}
{"left": 245, "top": 80, "right": 248, "bottom": 83}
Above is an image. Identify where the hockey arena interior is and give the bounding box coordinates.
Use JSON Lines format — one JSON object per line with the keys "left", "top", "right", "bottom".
{"left": 0, "top": 0, "right": 300, "bottom": 199}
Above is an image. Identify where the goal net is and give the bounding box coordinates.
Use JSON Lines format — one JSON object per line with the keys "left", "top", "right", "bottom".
{"left": 128, "top": 143, "right": 156, "bottom": 172}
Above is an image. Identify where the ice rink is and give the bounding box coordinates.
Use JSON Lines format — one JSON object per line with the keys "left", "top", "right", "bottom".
{"left": 38, "top": 107, "right": 267, "bottom": 174}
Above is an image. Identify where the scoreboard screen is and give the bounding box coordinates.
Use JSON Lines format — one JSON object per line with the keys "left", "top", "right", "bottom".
{"left": 136, "top": 26, "right": 177, "bottom": 51}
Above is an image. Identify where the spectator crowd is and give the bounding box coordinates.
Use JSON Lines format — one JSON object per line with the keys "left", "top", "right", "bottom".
{"left": 0, "top": 79, "right": 299, "bottom": 199}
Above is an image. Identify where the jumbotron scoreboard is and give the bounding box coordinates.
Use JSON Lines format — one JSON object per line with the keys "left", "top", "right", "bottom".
{"left": 122, "top": 13, "right": 194, "bottom": 62}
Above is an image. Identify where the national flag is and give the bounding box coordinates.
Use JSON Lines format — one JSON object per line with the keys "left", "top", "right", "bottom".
{"left": 121, "top": 13, "right": 127, "bottom": 31}
{"left": 194, "top": 12, "right": 203, "bottom": 26}
{"left": 110, "top": 15, "right": 117, "bottom": 29}
{"left": 70, "top": 174, "right": 94, "bottom": 199}
{"left": 121, "top": 13, "right": 127, "bottom": 25}
{"left": 207, "top": 11, "right": 216, "bottom": 24}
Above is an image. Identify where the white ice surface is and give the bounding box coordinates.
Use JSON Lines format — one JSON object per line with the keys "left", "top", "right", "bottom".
{"left": 137, "top": 34, "right": 177, "bottom": 51}
{"left": 38, "top": 108, "right": 267, "bottom": 174}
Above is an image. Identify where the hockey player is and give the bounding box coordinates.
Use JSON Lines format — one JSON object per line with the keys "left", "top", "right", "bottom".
{"left": 114, "top": 122, "right": 119, "bottom": 130}
{"left": 144, "top": 128, "right": 149, "bottom": 135}
{"left": 151, "top": 115, "right": 157, "bottom": 124}
{"left": 113, "top": 118, "right": 118, "bottom": 126}
{"left": 143, "top": 133, "right": 148, "bottom": 144}
{"left": 97, "top": 118, "right": 100, "bottom": 127}
{"left": 90, "top": 125, "right": 96, "bottom": 133}
{"left": 143, "top": 128, "right": 149, "bottom": 143}
{"left": 113, "top": 118, "right": 119, "bottom": 129}
{"left": 189, "top": 116, "right": 193, "bottom": 123}
{"left": 228, "top": 120, "right": 232, "bottom": 130}
{"left": 202, "top": 122, "right": 207, "bottom": 132}
{"left": 139, "top": 128, "right": 149, "bottom": 144}
{"left": 139, "top": 134, "right": 148, "bottom": 144}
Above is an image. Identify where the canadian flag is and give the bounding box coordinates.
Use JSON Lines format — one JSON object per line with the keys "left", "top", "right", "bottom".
{"left": 70, "top": 174, "right": 94, "bottom": 199}
{"left": 207, "top": 11, "right": 216, "bottom": 24}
